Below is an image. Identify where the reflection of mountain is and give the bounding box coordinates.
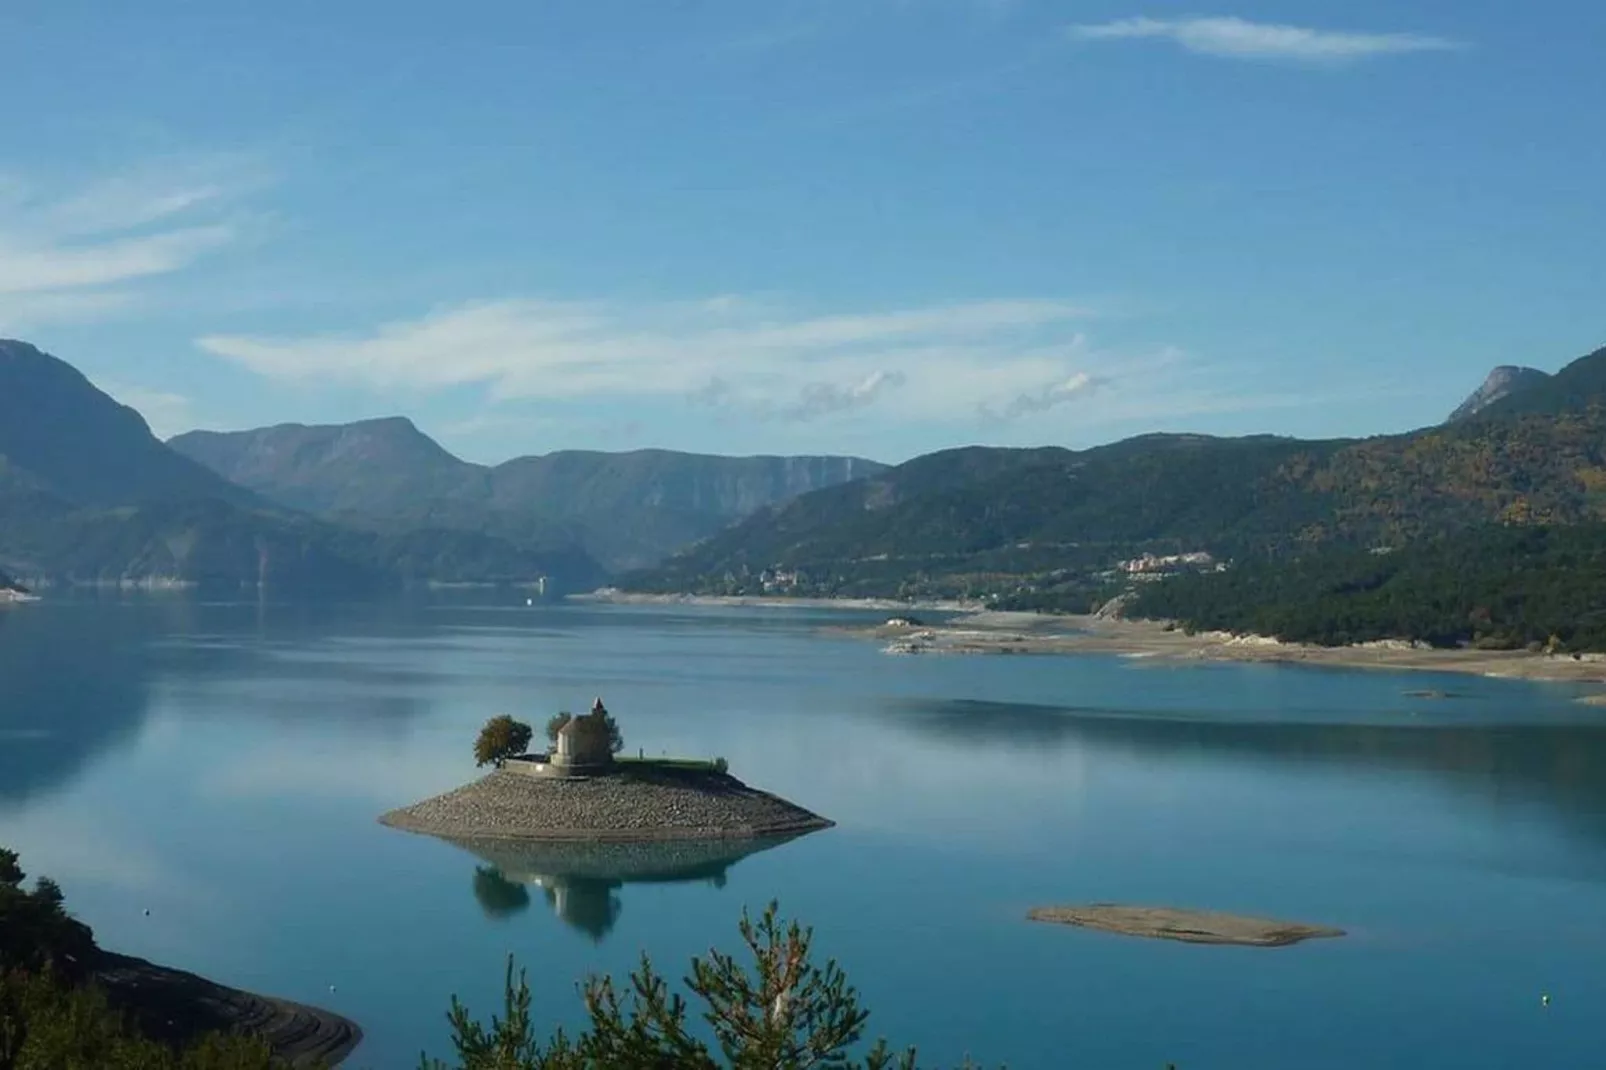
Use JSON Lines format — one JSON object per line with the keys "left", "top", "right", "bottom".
{"left": 449, "top": 834, "right": 808, "bottom": 942}
{"left": 0, "top": 603, "right": 157, "bottom": 805}
{"left": 886, "top": 697, "right": 1606, "bottom": 857}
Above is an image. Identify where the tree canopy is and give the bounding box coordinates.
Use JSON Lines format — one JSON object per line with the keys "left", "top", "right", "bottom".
{"left": 475, "top": 715, "right": 535, "bottom": 767}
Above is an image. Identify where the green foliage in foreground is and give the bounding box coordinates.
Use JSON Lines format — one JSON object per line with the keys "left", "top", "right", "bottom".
{"left": 0, "top": 847, "right": 274, "bottom": 1070}
{"left": 0, "top": 969, "right": 274, "bottom": 1070}
{"left": 1130, "top": 523, "right": 1606, "bottom": 651}
{"left": 422, "top": 902, "right": 997, "bottom": 1070}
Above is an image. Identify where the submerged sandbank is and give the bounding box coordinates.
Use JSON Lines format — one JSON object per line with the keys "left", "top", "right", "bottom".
{"left": 1027, "top": 905, "right": 1344, "bottom": 948}
{"left": 381, "top": 765, "right": 834, "bottom": 843}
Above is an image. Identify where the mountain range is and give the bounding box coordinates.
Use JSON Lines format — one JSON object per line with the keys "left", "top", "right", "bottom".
{"left": 167, "top": 423, "right": 883, "bottom": 572}
{"left": 0, "top": 340, "right": 878, "bottom": 592}
{"left": 3, "top": 335, "right": 1601, "bottom": 601}
{"left": 627, "top": 343, "right": 1606, "bottom": 602}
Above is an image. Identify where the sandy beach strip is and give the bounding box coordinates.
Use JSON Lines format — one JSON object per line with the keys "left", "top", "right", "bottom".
{"left": 569, "top": 588, "right": 975, "bottom": 612}
{"left": 856, "top": 611, "right": 1606, "bottom": 687}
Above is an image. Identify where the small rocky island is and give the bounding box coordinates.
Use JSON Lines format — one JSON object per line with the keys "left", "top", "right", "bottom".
{"left": 381, "top": 699, "right": 834, "bottom": 843}
{"left": 1028, "top": 905, "right": 1345, "bottom": 948}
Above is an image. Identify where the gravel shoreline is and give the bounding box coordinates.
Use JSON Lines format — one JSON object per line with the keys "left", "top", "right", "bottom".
{"left": 380, "top": 767, "right": 835, "bottom": 842}
{"left": 854, "top": 612, "right": 1606, "bottom": 687}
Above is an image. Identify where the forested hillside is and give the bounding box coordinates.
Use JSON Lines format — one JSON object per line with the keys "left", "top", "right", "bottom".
{"left": 1129, "top": 524, "right": 1606, "bottom": 652}
{"left": 629, "top": 343, "right": 1606, "bottom": 604}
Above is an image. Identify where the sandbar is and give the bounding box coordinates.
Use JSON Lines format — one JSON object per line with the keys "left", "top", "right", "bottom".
{"left": 1027, "top": 905, "right": 1344, "bottom": 947}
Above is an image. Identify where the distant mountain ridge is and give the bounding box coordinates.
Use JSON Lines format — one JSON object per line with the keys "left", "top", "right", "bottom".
{"left": 169, "top": 423, "right": 885, "bottom": 571}
{"left": 0, "top": 340, "right": 604, "bottom": 592}
{"left": 1446, "top": 365, "right": 1552, "bottom": 422}
{"left": 628, "top": 342, "right": 1606, "bottom": 602}
{"left": 0, "top": 340, "right": 255, "bottom": 508}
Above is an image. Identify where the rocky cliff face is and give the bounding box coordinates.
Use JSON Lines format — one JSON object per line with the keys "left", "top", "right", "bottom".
{"left": 1447, "top": 365, "right": 1552, "bottom": 423}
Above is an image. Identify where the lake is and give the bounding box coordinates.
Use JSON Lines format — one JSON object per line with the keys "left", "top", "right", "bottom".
{"left": 3, "top": 596, "right": 1605, "bottom": 1069}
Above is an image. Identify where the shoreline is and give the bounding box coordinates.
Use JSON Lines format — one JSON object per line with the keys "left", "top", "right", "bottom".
{"left": 94, "top": 950, "right": 362, "bottom": 1067}
{"left": 570, "top": 588, "right": 977, "bottom": 612}
{"left": 849, "top": 611, "right": 1606, "bottom": 688}
{"left": 577, "top": 590, "right": 1606, "bottom": 692}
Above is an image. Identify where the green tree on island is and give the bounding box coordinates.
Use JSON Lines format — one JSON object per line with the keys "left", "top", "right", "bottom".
{"left": 474, "top": 715, "right": 534, "bottom": 768}
{"left": 421, "top": 901, "right": 996, "bottom": 1070}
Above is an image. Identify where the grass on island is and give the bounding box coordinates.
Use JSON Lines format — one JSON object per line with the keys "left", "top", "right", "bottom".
{"left": 614, "top": 755, "right": 729, "bottom": 773}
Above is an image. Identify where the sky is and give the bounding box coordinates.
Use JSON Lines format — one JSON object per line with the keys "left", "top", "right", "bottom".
{"left": 1, "top": 1, "right": 1602, "bottom": 465}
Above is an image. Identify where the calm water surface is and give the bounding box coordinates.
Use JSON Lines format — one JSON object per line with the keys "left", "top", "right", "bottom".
{"left": 3, "top": 597, "right": 1605, "bottom": 1069}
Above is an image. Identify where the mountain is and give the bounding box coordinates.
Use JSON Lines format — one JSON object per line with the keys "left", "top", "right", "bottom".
{"left": 169, "top": 417, "right": 478, "bottom": 517}
{"left": 0, "top": 340, "right": 255, "bottom": 507}
{"left": 628, "top": 343, "right": 1606, "bottom": 602}
{"left": 170, "top": 424, "right": 885, "bottom": 571}
{"left": 1447, "top": 365, "right": 1551, "bottom": 422}
{"left": 1471, "top": 343, "right": 1606, "bottom": 420}
{"left": 0, "top": 341, "right": 603, "bottom": 592}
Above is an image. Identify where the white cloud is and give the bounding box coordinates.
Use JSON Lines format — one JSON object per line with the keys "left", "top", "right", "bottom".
{"left": 981, "top": 370, "right": 1107, "bottom": 423}
{"left": 1069, "top": 16, "right": 1463, "bottom": 64}
{"left": 0, "top": 156, "right": 257, "bottom": 332}
{"left": 198, "top": 296, "right": 1329, "bottom": 436}
{"left": 197, "top": 296, "right": 1116, "bottom": 425}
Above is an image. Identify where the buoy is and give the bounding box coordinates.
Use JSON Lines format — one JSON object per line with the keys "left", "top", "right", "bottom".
{"left": 143, "top": 908, "right": 150, "bottom": 916}
{"left": 1542, "top": 994, "right": 1551, "bottom": 1007}
{"left": 329, "top": 984, "right": 338, "bottom": 993}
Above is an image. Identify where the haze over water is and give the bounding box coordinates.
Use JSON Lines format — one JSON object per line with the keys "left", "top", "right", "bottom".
{"left": 3, "top": 598, "right": 1604, "bottom": 1068}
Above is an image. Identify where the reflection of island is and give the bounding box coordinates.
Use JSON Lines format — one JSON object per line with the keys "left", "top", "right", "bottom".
{"left": 451, "top": 834, "right": 806, "bottom": 942}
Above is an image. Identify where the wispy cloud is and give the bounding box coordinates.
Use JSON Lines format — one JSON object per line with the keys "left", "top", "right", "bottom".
{"left": 1069, "top": 16, "right": 1463, "bottom": 65}
{"left": 198, "top": 296, "right": 1111, "bottom": 425}
{"left": 197, "top": 293, "right": 1334, "bottom": 439}
{"left": 0, "top": 155, "right": 261, "bottom": 332}
{"left": 980, "top": 370, "right": 1107, "bottom": 423}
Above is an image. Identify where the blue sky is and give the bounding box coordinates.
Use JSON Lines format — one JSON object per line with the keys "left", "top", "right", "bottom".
{"left": 1, "top": 1, "right": 1601, "bottom": 464}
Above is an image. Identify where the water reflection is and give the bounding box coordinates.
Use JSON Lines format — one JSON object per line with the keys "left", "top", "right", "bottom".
{"left": 886, "top": 697, "right": 1606, "bottom": 858}
{"left": 0, "top": 605, "right": 155, "bottom": 805}
{"left": 447, "top": 834, "right": 808, "bottom": 942}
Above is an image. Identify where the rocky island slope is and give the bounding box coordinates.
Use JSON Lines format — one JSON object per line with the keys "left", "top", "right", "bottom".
{"left": 381, "top": 763, "right": 833, "bottom": 843}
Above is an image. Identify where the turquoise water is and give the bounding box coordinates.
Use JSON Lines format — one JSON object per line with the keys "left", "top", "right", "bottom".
{"left": 4, "top": 597, "right": 1605, "bottom": 1069}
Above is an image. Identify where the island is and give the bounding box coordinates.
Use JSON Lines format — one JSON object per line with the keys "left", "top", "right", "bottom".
{"left": 1027, "top": 904, "right": 1345, "bottom": 948}
{"left": 381, "top": 698, "right": 834, "bottom": 843}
